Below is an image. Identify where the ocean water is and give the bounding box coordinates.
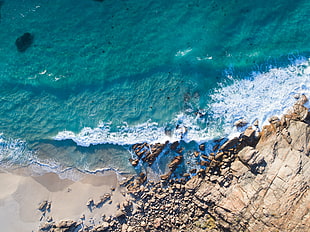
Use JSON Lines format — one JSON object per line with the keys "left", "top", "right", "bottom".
{"left": 1, "top": 0, "right": 310, "bottom": 177}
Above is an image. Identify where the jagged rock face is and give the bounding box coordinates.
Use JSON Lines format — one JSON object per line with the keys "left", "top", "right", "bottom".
{"left": 194, "top": 101, "right": 310, "bottom": 231}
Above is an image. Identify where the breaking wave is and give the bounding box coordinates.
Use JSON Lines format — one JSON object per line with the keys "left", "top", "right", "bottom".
{"left": 54, "top": 58, "right": 310, "bottom": 146}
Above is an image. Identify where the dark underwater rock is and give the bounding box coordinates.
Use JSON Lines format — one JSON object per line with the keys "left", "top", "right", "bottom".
{"left": 15, "top": 32, "right": 34, "bottom": 52}
{"left": 0, "top": 1, "right": 3, "bottom": 22}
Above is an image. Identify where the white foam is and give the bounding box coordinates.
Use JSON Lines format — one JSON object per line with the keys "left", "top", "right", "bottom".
{"left": 0, "top": 134, "right": 34, "bottom": 166}
{"left": 209, "top": 58, "right": 310, "bottom": 135}
{"left": 196, "top": 56, "right": 213, "bottom": 61}
{"left": 54, "top": 58, "right": 310, "bottom": 146}
{"left": 54, "top": 117, "right": 216, "bottom": 147}
{"left": 175, "top": 48, "right": 192, "bottom": 57}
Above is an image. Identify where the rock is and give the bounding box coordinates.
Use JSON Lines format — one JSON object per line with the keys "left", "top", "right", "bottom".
{"left": 15, "top": 32, "right": 34, "bottom": 52}
{"left": 253, "top": 119, "right": 259, "bottom": 127}
{"left": 193, "top": 151, "right": 200, "bottom": 157}
{"left": 131, "top": 159, "right": 139, "bottom": 167}
{"left": 141, "top": 221, "right": 147, "bottom": 227}
{"left": 268, "top": 116, "right": 281, "bottom": 128}
{"left": 298, "top": 94, "right": 308, "bottom": 105}
{"left": 121, "top": 224, "right": 128, "bottom": 232}
{"left": 240, "top": 126, "right": 258, "bottom": 148}
{"left": 185, "top": 175, "right": 202, "bottom": 192}
{"left": 39, "top": 222, "right": 53, "bottom": 231}
{"left": 234, "top": 118, "right": 248, "bottom": 127}
{"left": 38, "top": 201, "right": 48, "bottom": 212}
{"left": 230, "top": 160, "right": 248, "bottom": 177}
{"left": 93, "top": 222, "right": 109, "bottom": 231}
{"left": 183, "top": 173, "right": 190, "bottom": 178}
{"left": 46, "top": 216, "right": 53, "bottom": 222}
{"left": 95, "top": 194, "right": 111, "bottom": 207}
{"left": 238, "top": 146, "right": 258, "bottom": 163}
{"left": 176, "top": 147, "right": 184, "bottom": 154}
{"left": 219, "top": 137, "right": 239, "bottom": 151}
{"left": 238, "top": 146, "right": 265, "bottom": 174}
{"left": 115, "top": 210, "right": 126, "bottom": 218}
{"left": 170, "top": 141, "right": 179, "bottom": 150}
{"left": 199, "top": 143, "right": 205, "bottom": 151}
{"left": 201, "top": 154, "right": 208, "bottom": 159}
{"left": 141, "top": 143, "right": 166, "bottom": 165}
{"left": 293, "top": 103, "right": 310, "bottom": 121}
{"left": 154, "top": 217, "right": 162, "bottom": 228}
{"left": 86, "top": 198, "right": 94, "bottom": 207}
{"left": 160, "top": 172, "right": 170, "bottom": 180}
{"left": 168, "top": 155, "right": 183, "bottom": 171}
{"left": 294, "top": 93, "right": 300, "bottom": 99}
{"left": 56, "top": 220, "right": 77, "bottom": 229}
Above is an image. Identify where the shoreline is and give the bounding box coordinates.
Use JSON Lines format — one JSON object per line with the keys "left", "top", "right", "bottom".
{"left": 0, "top": 95, "right": 309, "bottom": 232}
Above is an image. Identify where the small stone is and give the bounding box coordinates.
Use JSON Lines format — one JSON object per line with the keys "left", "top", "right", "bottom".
{"left": 131, "top": 159, "right": 139, "bottom": 167}
{"left": 253, "top": 119, "right": 259, "bottom": 127}
{"left": 234, "top": 118, "right": 247, "bottom": 127}
{"left": 154, "top": 218, "right": 162, "bottom": 228}
{"left": 46, "top": 216, "right": 53, "bottom": 222}
{"left": 193, "top": 151, "right": 200, "bottom": 157}
{"left": 268, "top": 116, "right": 280, "bottom": 124}
{"left": 199, "top": 144, "right": 205, "bottom": 151}
{"left": 86, "top": 198, "right": 94, "bottom": 207}
{"left": 38, "top": 200, "right": 48, "bottom": 211}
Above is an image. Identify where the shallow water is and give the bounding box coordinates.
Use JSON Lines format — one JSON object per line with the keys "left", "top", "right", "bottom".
{"left": 1, "top": 0, "right": 310, "bottom": 174}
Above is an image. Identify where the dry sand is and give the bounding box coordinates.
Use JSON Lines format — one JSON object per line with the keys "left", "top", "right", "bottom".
{"left": 0, "top": 169, "right": 127, "bottom": 232}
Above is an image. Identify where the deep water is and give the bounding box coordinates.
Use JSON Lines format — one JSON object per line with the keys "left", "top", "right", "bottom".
{"left": 1, "top": 0, "right": 310, "bottom": 175}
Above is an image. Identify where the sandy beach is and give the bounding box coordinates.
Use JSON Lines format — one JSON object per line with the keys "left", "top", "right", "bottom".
{"left": 0, "top": 169, "right": 126, "bottom": 232}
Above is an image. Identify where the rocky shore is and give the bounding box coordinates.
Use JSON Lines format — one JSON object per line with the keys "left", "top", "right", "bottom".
{"left": 38, "top": 95, "right": 309, "bottom": 232}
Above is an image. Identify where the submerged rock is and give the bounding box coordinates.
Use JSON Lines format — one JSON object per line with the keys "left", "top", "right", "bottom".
{"left": 15, "top": 32, "right": 34, "bottom": 52}
{"left": 0, "top": 1, "right": 3, "bottom": 22}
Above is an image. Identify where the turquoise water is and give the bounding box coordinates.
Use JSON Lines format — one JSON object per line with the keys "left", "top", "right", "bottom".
{"left": 1, "top": 0, "right": 310, "bottom": 174}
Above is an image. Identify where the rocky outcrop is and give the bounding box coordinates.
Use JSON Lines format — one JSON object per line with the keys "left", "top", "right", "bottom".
{"left": 193, "top": 95, "right": 310, "bottom": 231}
{"left": 131, "top": 142, "right": 167, "bottom": 166}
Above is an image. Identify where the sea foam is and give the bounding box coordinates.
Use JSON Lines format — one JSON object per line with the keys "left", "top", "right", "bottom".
{"left": 54, "top": 58, "right": 310, "bottom": 146}
{"left": 0, "top": 134, "right": 33, "bottom": 166}
{"left": 210, "top": 58, "right": 310, "bottom": 136}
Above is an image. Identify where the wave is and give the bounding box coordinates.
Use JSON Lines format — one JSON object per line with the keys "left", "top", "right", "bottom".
{"left": 210, "top": 57, "right": 310, "bottom": 135}
{"left": 0, "top": 134, "right": 34, "bottom": 166}
{"left": 53, "top": 115, "right": 220, "bottom": 147}
{"left": 0, "top": 133, "right": 126, "bottom": 181}
{"left": 54, "top": 57, "right": 310, "bottom": 147}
